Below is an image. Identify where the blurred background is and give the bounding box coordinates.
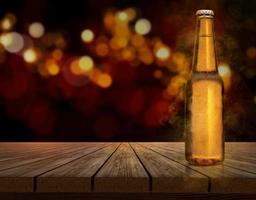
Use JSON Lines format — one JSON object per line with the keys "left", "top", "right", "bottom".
{"left": 0, "top": 0, "right": 255, "bottom": 141}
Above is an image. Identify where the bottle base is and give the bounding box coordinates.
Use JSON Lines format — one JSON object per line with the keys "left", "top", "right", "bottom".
{"left": 186, "top": 157, "right": 223, "bottom": 166}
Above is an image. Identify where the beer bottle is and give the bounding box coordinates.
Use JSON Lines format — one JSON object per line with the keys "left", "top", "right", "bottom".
{"left": 185, "top": 10, "right": 224, "bottom": 165}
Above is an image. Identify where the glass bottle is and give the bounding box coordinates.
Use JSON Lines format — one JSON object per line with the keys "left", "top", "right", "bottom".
{"left": 185, "top": 9, "right": 224, "bottom": 166}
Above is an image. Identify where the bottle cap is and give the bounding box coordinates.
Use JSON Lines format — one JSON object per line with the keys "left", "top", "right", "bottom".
{"left": 196, "top": 9, "right": 214, "bottom": 16}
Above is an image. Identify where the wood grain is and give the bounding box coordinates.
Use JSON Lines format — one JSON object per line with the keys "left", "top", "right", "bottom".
{"left": 0, "top": 144, "right": 86, "bottom": 171}
{"left": 131, "top": 143, "right": 208, "bottom": 193}
{"left": 94, "top": 143, "right": 149, "bottom": 192}
{"left": 37, "top": 143, "right": 119, "bottom": 192}
{"left": 0, "top": 143, "right": 109, "bottom": 192}
{"left": 140, "top": 143, "right": 256, "bottom": 193}
{"left": 0, "top": 142, "right": 255, "bottom": 194}
{"left": 148, "top": 143, "right": 256, "bottom": 173}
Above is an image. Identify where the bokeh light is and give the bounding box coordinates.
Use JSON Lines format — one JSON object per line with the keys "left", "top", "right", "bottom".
{"left": 135, "top": 18, "right": 151, "bottom": 35}
{"left": 23, "top": 48, "right": 37, "bottom": 63}
{"left": 29, "top": 22, "right": 45, "bottom": 38}
{"left": 47, "top": 63, "right": 60, "bottom": 75}
{"left": 156, "top": 46, "right": 171, "bottom": 61}
{"left": 1, "top": 13, "right": 16, "bottom": 31}
{"left": 70, "top": 59, "right": 83, "bottom": 75}
{"left": 0, "top": 33, "right": 13, "bottom": 47}
{"left": 0, "top": 1, "right": 255, "bottom": 141}
{"left": 96, "top": 73, "right": 112, "bottom": 88}
{"left": 218, "top": 64, "right": 231, "bottom": 77}
{"left": 0, "top": 32, "right": 24, "bottom": 53}
{"left": 81, "top": 29, "right": 94, "bottom": 43}
{"left": 116, "top": 11, "right": 128, "bottom": 22}
{"left": 218, "top": 63, "right": 232, "bottom": 91}
{"left": 78, "top": 56, "right": 94, "bottom": 72}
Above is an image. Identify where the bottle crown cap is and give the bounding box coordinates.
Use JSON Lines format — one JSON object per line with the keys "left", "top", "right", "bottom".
{"left": 196, "top": 9, "right": 214, "bottom": 16}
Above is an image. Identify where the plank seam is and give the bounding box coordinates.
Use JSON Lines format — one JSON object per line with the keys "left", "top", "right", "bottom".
{"left": 223, "top": 163, "right": 256, "bottom": 175}
{"left": 91, "top": 143, "right": 121, "bottom": 192}
{"left": 139, "top": 143, "right": 211, "bottom": 192}
{"left": 33, "top": 143, "right": 114, "bottom": 192}
{"left": 145, "top": 144, "right": 256, "bottom": 187}
{"left": 129, "top": 143, "right": 152, "bottom": 192}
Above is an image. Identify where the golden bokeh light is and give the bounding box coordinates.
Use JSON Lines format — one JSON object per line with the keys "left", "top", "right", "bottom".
{"left": 2, "top": 19, "right": 12, "bottom": 30}
{"left": 79, "top": 56, "right": 94, "bottom": 72}
{"left": 156, "top": 47, "right": 171, "bottom": 61}
{"left": 23, "top": 48, "right": 37, "bottom": 63}
{"left": 116, "top": 11, "right": 128, "bottom": 22}
{"left": 81, "top": 29, "right": 94, "bottom": 43}
{"left": 47, "top": 63, "right": 60, "bottom": 75}
{"left": 0, "top": 34, "right": 13, "bottom": 47}
{"left": 70, "top": 59, "right": 83, "bottom": 75}
{"left": 1, "top": 13, "right": 16, "bottom": 31}
{"left": 97, "top": 73, "right": 112, "bottom": 88}
{"left": 29, "top": 22, "right": 45, "bottom": 38}
{"left": 0, "top": 32, "right": 24, "bottom": 53}
{"left": 135, "top": 18, "right": 151, "bottom": 35}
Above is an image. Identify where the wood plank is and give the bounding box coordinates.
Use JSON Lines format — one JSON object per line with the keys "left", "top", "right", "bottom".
{"left": 37, "top": 143, "right": 119, "bottom": 192}
{"left": 152, "top": 142, "right": 256, "bottom": 155}
{"left": 0, "top": 143, "right": 84, "bottom": 161}
{"left": 94, "top": 143, "right": 149, "bottom": 192}
{"left": 131, "top": 143, "right": 208, "bottom": 193}
{"left": 0, "top": 144, "right": 86, "bottom": 171}
{"left": 0, "top": 143, "right": 110, "bottom": 192}
{"left": 149, "top": 143, "right": 256, "bottom": 174}
{"left": 0, "top": 143, "right": 57, "bottom": 159}
{"left": 141, "top": 143, "right": 256, "bottom": 193}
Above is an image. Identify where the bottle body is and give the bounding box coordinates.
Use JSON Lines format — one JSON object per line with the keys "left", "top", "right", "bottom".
{"left": 185, "top": 10, "right": 224, "bottom": 165}
{"left": 185, "top": 72, "right": 224, "bottom": 165}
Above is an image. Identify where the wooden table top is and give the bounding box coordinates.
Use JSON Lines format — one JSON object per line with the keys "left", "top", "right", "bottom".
{"left": 0, "top": 142, "right": 255, "bottom": 194}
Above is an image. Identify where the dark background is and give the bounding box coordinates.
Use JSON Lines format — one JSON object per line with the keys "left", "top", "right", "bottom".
{"left": 0, "top": 0, "right": 255, "bottom": 141}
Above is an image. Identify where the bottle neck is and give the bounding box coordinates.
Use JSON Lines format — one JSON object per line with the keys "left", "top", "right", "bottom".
{"left": 192, "top": 16, "right": 217, "bottom": 72}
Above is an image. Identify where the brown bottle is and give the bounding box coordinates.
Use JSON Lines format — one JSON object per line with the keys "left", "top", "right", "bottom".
{"left": 185, "top": 10, "right": 224, "bottom": 166}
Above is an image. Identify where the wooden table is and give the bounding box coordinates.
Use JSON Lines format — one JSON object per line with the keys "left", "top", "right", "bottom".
{"left": 0, "top": 142, "right": 255, "bottom": 199}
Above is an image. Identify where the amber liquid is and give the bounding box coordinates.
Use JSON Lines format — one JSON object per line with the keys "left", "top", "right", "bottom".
{"left": 185, "top": 72, "right": 224, "bottom": 166}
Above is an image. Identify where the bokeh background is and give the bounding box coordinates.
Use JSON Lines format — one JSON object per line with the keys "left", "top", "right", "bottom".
{"left": 0, "top": 0, "right": 255, "bottom": 141}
